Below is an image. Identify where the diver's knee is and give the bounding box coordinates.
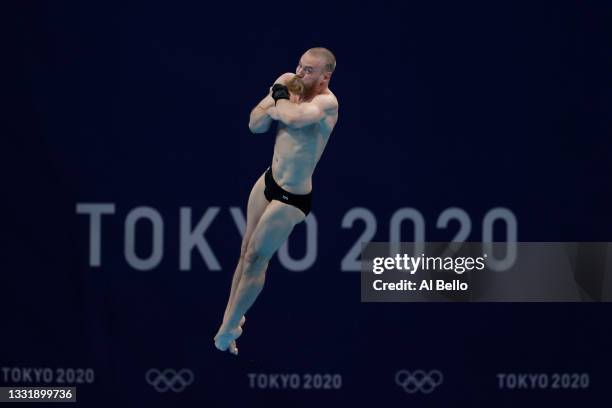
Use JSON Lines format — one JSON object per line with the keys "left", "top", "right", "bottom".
{"left": 243, "top": 246, "right": 269, "bottom": 271}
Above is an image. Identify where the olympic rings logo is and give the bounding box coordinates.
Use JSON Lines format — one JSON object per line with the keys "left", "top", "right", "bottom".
{"left": 145, "top": 369, "right": 194, "bottom": 393}
{"left": 394, "top": 370, "right": 443, "bottom": 394}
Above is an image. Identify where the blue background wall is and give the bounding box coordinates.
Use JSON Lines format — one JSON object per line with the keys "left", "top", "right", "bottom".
{"left": 3, "top": 1, "right": 611, "bottom": 406}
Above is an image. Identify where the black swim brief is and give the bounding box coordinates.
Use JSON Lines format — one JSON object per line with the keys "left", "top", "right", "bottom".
{"left": 264, "top": 167, "right": 312, "bottom": 216}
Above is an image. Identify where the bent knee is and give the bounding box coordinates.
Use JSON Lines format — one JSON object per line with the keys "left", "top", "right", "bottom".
{"left": 243, "top": 247, "right": 269, "bottom": 268}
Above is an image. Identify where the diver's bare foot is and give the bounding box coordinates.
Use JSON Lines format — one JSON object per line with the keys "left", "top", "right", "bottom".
{"left": 214, "top": 325, "right": 243, "bottom": 352}
{"left": 228, "top": 316, "right": 246, "bottom": 355}
{"left": 229, "top": 340, "right": 238, "bottom": 355}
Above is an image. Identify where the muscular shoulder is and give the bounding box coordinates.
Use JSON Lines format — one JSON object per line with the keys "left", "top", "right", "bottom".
{"left": 312, "top": 91, "right": 338, "bottom": 112}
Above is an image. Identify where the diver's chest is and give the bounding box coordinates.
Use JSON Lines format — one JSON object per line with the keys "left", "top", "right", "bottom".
{"left": 286, "top": 127, "right": 320, "bottom": 143}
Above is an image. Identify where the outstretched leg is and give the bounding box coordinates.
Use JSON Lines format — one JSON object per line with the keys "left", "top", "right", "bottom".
{"left": 214, "top": 201, "right": 305, "bottom": 351}
{"left": 219, "top": 172, "right": 269, "bottom": 354}
{"left": 222, "top": 172, "right": 269, "bottom": 324}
